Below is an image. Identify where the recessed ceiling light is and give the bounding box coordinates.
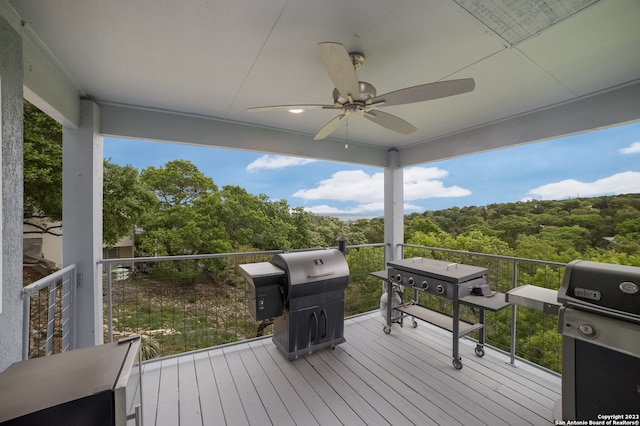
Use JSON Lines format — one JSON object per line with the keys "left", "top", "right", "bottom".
{"left": 288, "top": 109, "right": 304, "bottom": 114}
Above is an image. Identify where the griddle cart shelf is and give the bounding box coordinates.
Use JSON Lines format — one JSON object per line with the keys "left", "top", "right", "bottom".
{"left": 395, "top": 303, "right": 484, "bottom": 336}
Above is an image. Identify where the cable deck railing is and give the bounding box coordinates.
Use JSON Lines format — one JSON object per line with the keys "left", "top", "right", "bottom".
{"left": 23, "top": 244, "right": 565, "bottom": 374}
{"left": 21, "top": 264, "right": 76, "bottom": 360}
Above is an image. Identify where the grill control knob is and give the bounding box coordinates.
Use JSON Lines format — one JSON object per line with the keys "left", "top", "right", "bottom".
{"left": 395, "top": 274, "right": 403, "bottom": 282}
{"left": 421, "top": 280, "right": 429, "bottom": 290}
{"left": 408, "top": 277, "right": 414, "bottom": 286}
{"left": 436, "top": 284, "right": 445, "bottom": 295}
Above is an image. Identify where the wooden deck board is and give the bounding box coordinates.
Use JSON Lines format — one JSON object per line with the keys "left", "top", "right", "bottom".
{"left": 192, "top": 352, "right": 224, "bottom": 424}
{"left": 344, "top": 319, "right": 505, "bottom": 425}
{"left": 155, "top": 358, "right": 179, "bottom": 426}
{"left": 349, "top": 316, "right": 521, "bottom": 425}
{"left": 356, "top": 315, "right": 556, "bottom": 425}
{"left": 244, "top": 341, "right": 312, "bottom": 426}
{"left": 177, "top": 356, "right": 203, "bottom": 426}
{"left": 395, "top": 321, "right": 560, "bottom": 425}
{"left": 208, "top": 349, "right": 248, "bottom": 426}
{"left": 129, "top": 311, "right": 561, "bottom": 426}
{"left": 253, "top": 339, "right": 339, "bottom": 426}
{"left": 138, "top": 362, "right": 161, "bottom": 426}
{"left": 237, "top": 344, "right": 296, "bottom": 426}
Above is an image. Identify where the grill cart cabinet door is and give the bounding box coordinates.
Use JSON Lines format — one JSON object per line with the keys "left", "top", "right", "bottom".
{"left": 273, "top": 301, "right": 346, "bottom": 360}
{"left": 273, "top": 290, "right": 346, "bottom": 360}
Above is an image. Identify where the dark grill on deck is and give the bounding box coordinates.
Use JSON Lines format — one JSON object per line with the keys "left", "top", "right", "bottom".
{"left": 239, "top": 249, "right": 349, "bottom": 360}
{"left": 556, "top": 260, "right": 640, "bottom": 420}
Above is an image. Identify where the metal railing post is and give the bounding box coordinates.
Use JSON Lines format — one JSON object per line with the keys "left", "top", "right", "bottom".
{"left": 510, "top": 259, "right": 518, "bottom": 366}
{"left": 22, "top": 297, "right": 31, "bottom": 360}
{"left": 60, "top": 268, "right": 74, "bottom": 352}
{"left": 46, "top": 282, "right": 57, "bottom": 355}
{"left": 72, "top": 268, "right": 78, "bottom": 350}
{"left": 106, "top": 262, "right": 113, "bottom": 343}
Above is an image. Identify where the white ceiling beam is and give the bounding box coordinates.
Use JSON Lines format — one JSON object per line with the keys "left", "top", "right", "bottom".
{"left": 99, "top": 103, "right": 389, "bottom": 167}
{"left": 399, "top": 80, "right": 640, "bottom": 167}
{"left": 0, "top": 1, "right": 80, "bottom": 127}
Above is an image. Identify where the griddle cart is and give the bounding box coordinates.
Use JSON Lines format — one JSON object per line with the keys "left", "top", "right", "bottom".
{"left": 372, "top": 258, "right": 511, "bottom": 369}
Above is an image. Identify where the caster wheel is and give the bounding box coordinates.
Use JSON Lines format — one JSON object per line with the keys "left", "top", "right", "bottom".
{"left": 383, "top": 325, "right": 391, "bottom": 334}
{"left": 475, "top": 346, "right": 485, "bottom": 357}
{"left": 411, "top": 319, "right": 418, "bottom": 328}
{"left": 453, "top": 358, "right": 463, "bottom": 370}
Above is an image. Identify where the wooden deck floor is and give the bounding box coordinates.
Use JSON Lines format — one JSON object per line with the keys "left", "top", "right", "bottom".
{"left": 127, "top": 311, "right": 561, "bottom": 425}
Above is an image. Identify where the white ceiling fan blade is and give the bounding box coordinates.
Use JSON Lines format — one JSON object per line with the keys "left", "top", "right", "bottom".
{"left": 364, "top": 110, "right": 417, "bottom": 135}
{"left": 319, "top": 42, "right": 361, "bottom": 99}
{"left": 313, "top": 114, "right": 346, "bottom": 140}
{"left": 247, "top": 104, "right": 337, "bottom": 112}
{"left": 372, "top": 78, "right": 475, "bottom": 107}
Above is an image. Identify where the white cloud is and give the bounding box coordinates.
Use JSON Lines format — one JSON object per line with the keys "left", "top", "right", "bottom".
{"left": 293, "top": 170, "right": 382, "bottom": 201}
{"left": 304, "top": 205, "right": 346, "bottom": 214}
{"left": 404, "top": 167, "right": 471, "bottom": 200}
{"left": 246, "top": 155, "right": 316, "bottom": 172}
{"left": 294, "top": 166, "right": 471, "bottom": 213}
{"left": 524, "top": 171, "right": 640, "bottom": 200}
{"left": 619, "top": 142, "right": 640, "bottom": 154}
{"left": 304, "top": 202, "right": 422, "bottom": 214}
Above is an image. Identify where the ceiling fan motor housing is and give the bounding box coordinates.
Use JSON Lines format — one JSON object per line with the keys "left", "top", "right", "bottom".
{"left": 332, "top": 82, "right": 376, "bottom": 104}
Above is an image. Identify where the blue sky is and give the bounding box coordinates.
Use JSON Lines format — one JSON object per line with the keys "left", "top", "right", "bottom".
{"left": 104, "top": 121, "right": 640, "bottom": 215}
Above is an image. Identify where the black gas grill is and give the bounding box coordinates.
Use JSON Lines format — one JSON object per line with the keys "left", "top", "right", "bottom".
{"left": 556, "top": 260, "right": 640, "bottom": 420}
{"left": 239, "top": 249, "right": 349, "bottom": 360}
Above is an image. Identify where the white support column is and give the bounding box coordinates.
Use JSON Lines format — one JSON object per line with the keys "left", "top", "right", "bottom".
{"left": 384, "top": 149, "right": 404, "bottom": 263}
{"left": 63, "top": 100, "right": 103, "bottom": 348}
{"left": 0, "top": 13, "right": 25, "bottom": 370}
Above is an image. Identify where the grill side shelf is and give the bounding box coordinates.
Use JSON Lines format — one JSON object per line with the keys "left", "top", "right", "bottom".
{"left": 395, "top": 304, "right": 483, "bottom": 337}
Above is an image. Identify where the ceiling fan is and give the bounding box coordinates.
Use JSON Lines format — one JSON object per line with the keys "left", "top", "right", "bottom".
{"left": 248, "top": 42, "right": 475, "bottom": 140}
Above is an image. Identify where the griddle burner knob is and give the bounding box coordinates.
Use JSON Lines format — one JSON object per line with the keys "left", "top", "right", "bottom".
{"left": 421, "top": 280, "right": 429, "bottom": 290}
{"left": 407, "top": 277, "right": 414, "bottom": 286}
{"left": 395, "top": 274, "right": 403, "bottom": 282}
{"left": 436, "top": 284, "right": 445, "bottom": 295}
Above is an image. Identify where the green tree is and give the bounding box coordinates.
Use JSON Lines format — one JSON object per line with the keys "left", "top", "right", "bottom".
{"left": 138, "top": 160, "right": 222, "bottom": 255}
{"left": 406, "top": 216, "right": 442, "bottom": 240}
{"left": 23, "top": 100, "right": 63, "bottom": 235}
{"left": 140, "top": 159, "right": 217, "bottom": 207}
{"left": 23, "top": 101, "right": 153, "bottom": 248}
{"left": 489, "top": 214, "right": 537, "bottom": 247}
{"left": 216, "top": 186, "right": 291, "bottom": 250}
{"left": 103, "top": 159, "right": 156, "bottom": 247}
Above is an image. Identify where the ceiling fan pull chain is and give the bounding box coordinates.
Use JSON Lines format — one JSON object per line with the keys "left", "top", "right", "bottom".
{"left": 345, "top": 120, "right": 349, "bottom": 149}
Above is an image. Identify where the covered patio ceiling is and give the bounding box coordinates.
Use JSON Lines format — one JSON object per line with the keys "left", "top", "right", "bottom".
{"left": 3, "top": 0, "right": 640, "bottom": 167}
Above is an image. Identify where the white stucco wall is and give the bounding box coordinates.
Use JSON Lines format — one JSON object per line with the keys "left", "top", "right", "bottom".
{"left": 0, "top": 15, "right": 25, "bottom": 371}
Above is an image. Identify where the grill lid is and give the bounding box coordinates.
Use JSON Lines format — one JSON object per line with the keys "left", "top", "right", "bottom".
{"left": 271, "top": 249, "right": 349, "bottom": 286}
{"left": 558, "top": 260, "right": 640, "bottom": 321}
{"left": 270, "top": 249, "right": 349, "bottom": 299}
